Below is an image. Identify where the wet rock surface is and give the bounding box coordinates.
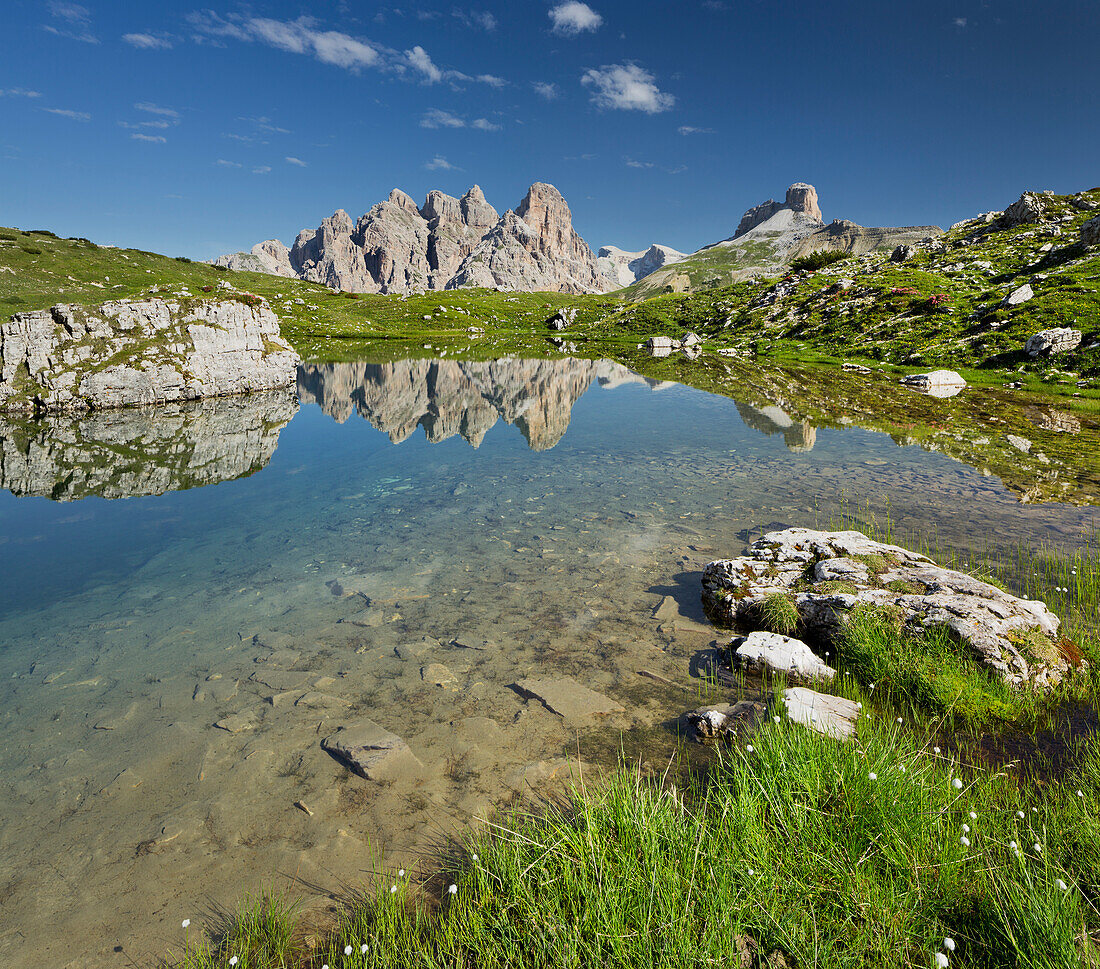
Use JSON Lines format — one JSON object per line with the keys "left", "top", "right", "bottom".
{"left": 729, "top": 631, "right": 836, "bottom": 682}
{"left": 702, "top": 527, "right": 1069, "bottom": 689}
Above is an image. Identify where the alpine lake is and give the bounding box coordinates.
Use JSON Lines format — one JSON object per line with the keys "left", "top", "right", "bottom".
{"left": 1, "top": 343, "right": 1098, "bottom": 969}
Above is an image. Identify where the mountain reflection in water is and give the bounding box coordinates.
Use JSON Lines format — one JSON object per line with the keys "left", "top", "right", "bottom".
{"left": 297, "top": 358, "right": 674, "bottom": 450}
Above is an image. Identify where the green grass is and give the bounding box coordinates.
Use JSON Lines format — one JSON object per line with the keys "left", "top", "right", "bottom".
{"left": 757, "top": 590, "right": 801, "bottom": 635}
{"left": 172, "top": 696, "right": 1100, "bottom": 969}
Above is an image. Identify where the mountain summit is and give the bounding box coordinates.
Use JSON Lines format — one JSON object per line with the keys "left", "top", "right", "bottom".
{"left": 215, "top": 183, "right": 612, "bottom": 295}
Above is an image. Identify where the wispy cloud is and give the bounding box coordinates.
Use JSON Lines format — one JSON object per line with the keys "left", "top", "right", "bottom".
{"left": 44, "top": 107, "right": 91, "bottom": 121}
{"left": 44, "top": 2, "right": 99, "bottom": 44}
{"left": 216, "top": 159, "right": 243, "bottom": 167}
{"left": 189, "top": 12, "right": 505, "bottom": 87}
{"left": 420, "top": 108, "right": 500, "bottom": 130}
{"left": 123, "top": 32, "right": 174, "bottom": 49}
{"left": 677, "top": 125, "right": 713, "bottom": 135}
{"left": 953, "top": 17, "right": 968, "bottom": 27}
{"left": 131, "top": 133, "right": 167, "bottom": 143}
{"left": 0, "top": 88, "right": 43, "bottom": 98}
{"left": 452, "top": 9, "right": 497, "bottom": 31}
{"left": 253, "top": 165, "right": 272, "bottom": 174}
{"left": 135, "top": 101, "right": 180, "bottom": 119}
{"left": 285, "top": 156, "right": 308, "bottom": 167}
{"left": 532, "top": 81, "right": 559, "bottom": 100}
{"left": 549, "top": 2, "right": 603, "bottom": 36}
{"left": 581, "top": 63, "right": 674, "bottom": 113}
{"left": 239, "top": 115, "right": 291, "bottom": 134}
{"left": 425, "top": 155, "right": 460, "bottom": 171}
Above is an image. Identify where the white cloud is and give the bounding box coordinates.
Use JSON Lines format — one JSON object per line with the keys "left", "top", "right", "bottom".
{"left": 953, "top": 17, "right": 968, "bottom": 26}
{"left": 425, "top": 155, "right": 460, "bottom": 171}
{"left": 190, "top": 13, "right": 380, "bottom": 71}
{"left": 625, "top": 158, "right": 654, "bottom": 168}
{"left": 253, "top": 165, "right": 272, "bottom": 174}
{"left": 45, "top": 1, "right": 99, "bottom": 43}
{"left": 678, "top": 125, "right": 713, "bottom": 135}
{"left": 476, "top": 74, "right": 506, "bottom": 88}
{"left": 135, "top": 101, "right": 180, "bottom": 119}
{"left": 285, "top": 156, "right": 308, "bottom": 167}
{"left": 532, "top": 81, "right": 559, "bottom": 100}
{"left": 216, "top": 159, "right": 242, "bottom": 167}
{"left": 123, "top": 32, "right": 173, "bottom": 49}
{"left": 421, "top": 108, "right": 466, "bottom": 128}
{"left": 406, "top": 44, "right": 443, "bottom": 82}
{"left": 581, "top": 63, "right": 674, "bottom": 113}
{"left": 131, "top": 133, "right": 167, "bottom": 143}
{"left": 421, "top": 109, "right": 500, "bottom": 130}
{"left": 44, "top": 107, "right": 91, "bottom": 121}
{"left": 0, "top": 88, "right": 42, "bottom": 98}
{"left": 549, "top": 2, "right": 602, "bottom": 35}
{"left": 453, "top": 9, "right": 497, "bottom": 30}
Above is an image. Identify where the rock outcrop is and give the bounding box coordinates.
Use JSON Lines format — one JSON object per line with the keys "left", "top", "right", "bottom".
{"left": 217, "top": 183, "right": 611, "bottom": 295}
{"left": 447, "top": 183, "right": 608, "bottom": 293}
{"left": 214, "top": 240, "right": 296, "bottom": 277}
{"left": 0, "top": 389, "right": 296, "bottom": 500}
{"left": 297, "top": 357, "right": 669, "bottom": 450}
{"left": 0, "top": 298, "right": 300, "bottom": 413}
{"left": 1026, "top": 328, "right": 1082, "bottom": 358}
{"left": 1082, "top": 215, "right": 1100, "bottom": 247}
{"left": 627, "top": 183, "right": 943, "bottom": 297}
{"left": 597, "top": 243, "right": 686, "bottom": 288}
{"left": 735, "top": 183, "right": 823, "bottom": 236}
{"left": 701, "top": 528, "right": 1070, "bottom": 689}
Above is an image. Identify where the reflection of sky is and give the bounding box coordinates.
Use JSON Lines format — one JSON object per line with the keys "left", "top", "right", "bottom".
{"left": 0, "top": 362, "right": 1095, "bottom": 621}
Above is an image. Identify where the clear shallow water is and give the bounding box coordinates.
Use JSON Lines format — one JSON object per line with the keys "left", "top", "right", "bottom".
{"left": 0, "top": 357, "right": 1097, "bottom": 968}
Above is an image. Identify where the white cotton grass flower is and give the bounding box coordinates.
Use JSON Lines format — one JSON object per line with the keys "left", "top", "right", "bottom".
{"left": 1009, "top": 840, "right": 1018, "bottom": 850}
{"left": 229, "top": 959, "right": 238, "bottom": 967}
{"left": 899, "top": 765, "right": 906, "bottom": 773}
{"left": 448, "top": 883, "right": 458, "bottom": 895}
{"left": 773, "top": 715, "right": 781, "bottom": 723}
{"left": 897, "top": 717, "right": 903, "bottom": 724}
{"left": 944, "top": 938, "right": 956, "bottom": 952}
{"left": 952, "top": 778, "right": 963, "bottom": 790}
{"left": 345, "top": 945, "right": 353, "bottom": 955}
{"left": 933, "top": 746, "right": 941, "bottom": 754}
{"left": 962, "top": 824, "right": 970, "bottom": 833}
{"left": 1034, "top": 843, "right": 1042, "bottom": 854}
{"left": 390, "top": 884, "right": 397, "bottom": 894}
{"left": 472, "top": 853, "right": 478, "bottom": 861}
{"left": 869, "top": 772, "right": 878, "bottom": 781}
{"left": 399, "top": 868, "right": 406, "bottom": 877}
{"left": 1057, "top": 878, "right": 1069, "bottom": 891}
{"left": 936, "top": 953, "right": 949, "bottom": 968}
{"left": 960, "top": 836, "right": 970, "bottom": 847}
{"left": 748, "top": 868, "right": 754, "bottom": 876}
{"left": 746, "top": 745, "right": 754, "bottom": 753}
{"left": 1077, "top": 790, "right": 1084, "bottom": 798}
{"left": 181, "top": 919, "right": 190, "bottom": 929}
{"left": 1017, "top": 811, "right": 1025, "bottom": 819}
{"left": 969, "top": 811, "right": 977, "bottom": 820}
{"left": 361, "top": 944, "right": 369, "bottom": 955}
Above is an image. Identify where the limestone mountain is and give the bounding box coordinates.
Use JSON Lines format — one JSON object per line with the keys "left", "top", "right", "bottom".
{"left": 216, "top": 183, "right": 612, "bottom": 296}
{"left": 596, "top": 244, "right": 687, "bottom": 289}
{"left": 627, "top": 182, "right": 942, "bottom": 297}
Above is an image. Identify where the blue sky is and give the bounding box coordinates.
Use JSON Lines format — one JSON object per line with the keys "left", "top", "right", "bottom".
{"left": 2, "top": 0, "right": 1098, "bottom": 260}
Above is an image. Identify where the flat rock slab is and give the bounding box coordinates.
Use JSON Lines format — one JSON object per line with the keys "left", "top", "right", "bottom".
{"left": 514, "top": 677, "right": 625, "bottom": 723}
{"left": 782, "top": 687, "right": 859, "bottom": 740}
{"left": 732, "top": 631, "right": 835, "bottom": 682}
{"left": 322, "top": 721, "right": 423, "bottom": 781}
{"left": 214, "top": 711, "right": 259, "bottom": 734}
{"left": 702, "top": 527, "right": 1067, "bottom": 690}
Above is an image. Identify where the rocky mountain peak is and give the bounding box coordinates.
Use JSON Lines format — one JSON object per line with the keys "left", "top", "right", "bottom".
{"left": 735, "top": 182, "right": 825, "bottom": 238}
{"left": 218, "top": 181, "right": 611, "bottom": 295}
{"left": 785, "top": 183, "right": 822, "bottom": 222}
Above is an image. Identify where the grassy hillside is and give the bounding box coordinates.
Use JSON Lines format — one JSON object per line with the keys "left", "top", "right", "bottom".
{"left": 2, "top": 186, "right": 1097, "bottom": 380}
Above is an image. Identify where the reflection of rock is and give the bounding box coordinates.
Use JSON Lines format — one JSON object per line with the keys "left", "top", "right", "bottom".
{"left": 900, "top": 370, "right": 967, "bottom": 398}
{"left": 702, "top": 528, "right": 1069, "bottom": 690}
{"left": 0, "top": 389, "right": 296, "bottom": 500}
{"left": 734, "top": 401, "right": 817, "bottom": 451}
{"left": 297, "top": 357, "right": 663, "bottom": 451}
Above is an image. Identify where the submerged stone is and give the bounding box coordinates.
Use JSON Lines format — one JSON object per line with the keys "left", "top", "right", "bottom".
{"left": 321, "top": 721, "right": 422, "bottom": 781}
